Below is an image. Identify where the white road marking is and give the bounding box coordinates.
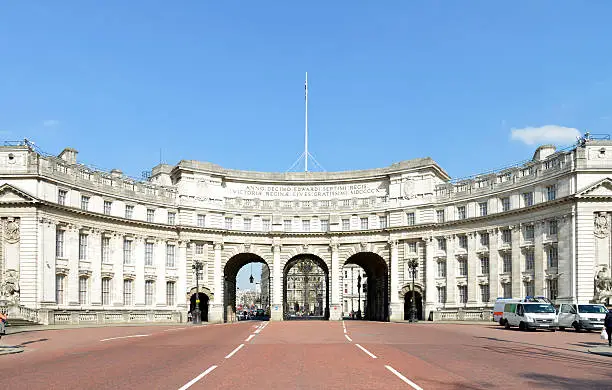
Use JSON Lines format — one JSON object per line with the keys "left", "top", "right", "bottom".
{"left": 163, "top": 327, "right": 188, "bottom": 332}
{"left": 178, "top": 365, "right": 218, "bottom": 390}
{"left": 385, "top": 365, "right": 423, "bottom": 390}
{"left": 345, "top": 334, "right": 352, "bottom": 342}
{"left": 355, "top": 343, "right": 377, "bottom": 359}
{"left": 245, "top": 334, "right": 255, "bottom": 342}
{"left": 254, "top": 323, "right": 268, "bottom": 334}
{"left": 343, "top": 328, "right": 347, "bottom": 334}
{"left": 225, "top": 344, "right": 245, "bottom": 359}
{"left": 99, "top": 334, "right": 150, "bottom": 342}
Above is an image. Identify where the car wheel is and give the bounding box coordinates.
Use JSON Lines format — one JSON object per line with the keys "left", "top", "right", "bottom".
{"left": 573, "top": 322, "right": 581, "bottom": 332}
{"left": 559, "top": 326, "right": 565, "bottom": 331}
{"left": 519, "top": 322, "right": 526, "bottom": 331}
{"left": 504, "top": 320, "right": 511, "bottom": 329}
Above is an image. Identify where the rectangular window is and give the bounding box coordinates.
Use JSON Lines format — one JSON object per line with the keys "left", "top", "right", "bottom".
{"left": 502, "top": 283, "right": 512, "bottom": 299}
{"left": 525, "top": 280, "right": 535, "bottom": 297}
{"left": 523, "top": 192, "right": 534, "bottom": 207}
{"left": 56, "top": 274, "right": 65, "bottom": 304}
{"left": 437, "top": 286, "right": 447, "bottom": 304}
{"left": 525, "top": 250, "right": 535, "bottom": 271}
{"left": 479, "top": 202, "right": 488, "bottom": 217}
{"left": 102, "top": 278, "right": 111, "bottom": 305}
{"left": 225, "top": 217, "right": 233, "bottom": 230}
{"left": 547, "top": 278, "right": 558, "bottom": 300}
{"left": 166, "top": 281, "right": 176, "bottom": 306}
{"left": 262, "top": 219, "right": 271, "bottom": 231}
{"left": 284, "top": 219, "right": 292, "bottom": 232}
{"left": 58, "top": 189, "right": 67, "bottom": 206}
{"left": 104, "top": 200, "right": 112, "bottom": 215}
{"left": 81, "top": 195, "right": 90, "bottom": 211}
{"left": 145, "top": 280, "right": 155, "bottom": 306}
{"left": 502, "top": 229, "right": 512, "bottom": 245}
{"left": 145, "top": 242, "right": 154, "bottom": 266}
{"left": 123, "top": 279, "right": 133, "bottom": 306}
{"left": 147, "top": 209, "right": 155, "bottom": 223}
{"left": 320, "top": 219, "right": 329, "bottom": 232}
{"left": 56, "top": 229, "right": 65, "bottom": 257}
{"left": 436, "top": 210, "right": 445, "bottom": 223}
{"left": 342, "top": 199, "right": 351, "bottom": 207}
{"left": 342, "top": 219, "right": 350, "bottom": 231}
{"left": 480, "top": 284, "right": 490, "bottom": 303}
{"left": 547, "top": 246, "right": 558, "bottom": 268}
{"left": 195, "top": 243, "right": 204, "bottom": 255}
{"left": 458, "top": 285, "right": 468, "bottom": 304}
{"left": 438, "top": 238, "right": 446, "bottom": 251}
{"left": 244, "top": 218, "right": 252, "bottom": 231}
{"left": 302, "top": 220, "right": 310, "bottom": 232}
{"left": 437, "top": 261, "right": 446, "bottom": 278}
{"left": 546, "top": 185, "right": 557, "bottom": 201}
{"left": 344, "top": 270, "right": 348, "bottom": 278}
{"left": 458, "top": 235, "right": 468, "bottom": 249}
{"left": 480, "top": 256, "right": 490, "bottom": 275}
{"left": 197, "top": 214, "right": 205, "bottom": 227}
{"left": 320, "top": 200, "right": 330, "bottom": 208}
{"left": 458, "top": 259, "right": 467, "bottom": 276}
{"left": 408, "top": 242, "right": 417, "bottom": 253}
{"left": 79, "top": 276, "right": 88, "bottom": 305}
{"left": 125, "top": 205, "right": 134, "bottom": 219}
{"left": 457, "top": 206, "right": 466, "bottom": 220}
{"left": 502, "top": 253, "right": 512, "bottom": 273}
{"left": 102, "top": 237, "right": 110, "bottom": 263}
{"left": 79, "top": 233, "right": 88, "bottom": 260}
{"left": 123, "top": 239, "right": 132, "bottom": 265}
{"left": 524, "top": 225, "right": 534, "bottom": 241}
{"left": 166, "top": 244, "right": 176, "bottom": 268}
{"left": 406, "top": 212, "right": 415, "bottom": 226}
{"left": 480, "top": 233, "right": 489, "bottom": 247}
{"left": 168, "top": 212, "right": 176, "bottom": 225}
{"left": 379, "top": 216, "right": 387, "bottom": 229}
{"left": 549, "top": 220, "right": 558, "bottom": 236}
{"left": 360, "top": 217, "right": 369, "bottom": 230}
{"left": 501, "top": 197, "right": 511, "bottom": 212}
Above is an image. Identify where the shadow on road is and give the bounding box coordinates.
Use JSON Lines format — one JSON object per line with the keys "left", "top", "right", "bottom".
{"left": 520, "top": 372, "right": 612, "bottom": 389}
{"left": 16, "top": 338, "right": 48, "bottom": 347}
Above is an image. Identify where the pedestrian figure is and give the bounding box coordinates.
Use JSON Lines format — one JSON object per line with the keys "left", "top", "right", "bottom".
{"left": 605, "top": 308, "right": 612, "bottom": 347}
{"left": 0, "top": 311, "right": 7, "bottom": 339}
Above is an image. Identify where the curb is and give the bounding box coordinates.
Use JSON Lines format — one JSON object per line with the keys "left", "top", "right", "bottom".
{"left": 0, "top": 346, "right": 24, "bottom": 355}
{"left": 588, "top": 347, "right": 612, "bottom": 357}
{"left": 4, "top": 322, "right": 190, "bottom": 336}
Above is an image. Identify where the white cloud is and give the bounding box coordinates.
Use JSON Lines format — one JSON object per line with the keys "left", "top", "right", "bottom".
{"left": 42, "top": 119, "right": 59, "bottom": 128}
{"left": 510, "top": 125, "right": 581, "bottom": 146}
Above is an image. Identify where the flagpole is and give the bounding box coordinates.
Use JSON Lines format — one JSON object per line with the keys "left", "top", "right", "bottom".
{"left": 305, "top": 72, "right": 308, "bottom": 172}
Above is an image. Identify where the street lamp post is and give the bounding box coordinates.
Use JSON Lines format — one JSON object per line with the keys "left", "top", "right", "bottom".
{"left": 357, "top": 274, "right": 362, "bottom": 320}
{"left": 192, "top": 259, "right": 204, "bottom": 325}
{"left": 407, "top": 259, "right": 419, "bottom": 323}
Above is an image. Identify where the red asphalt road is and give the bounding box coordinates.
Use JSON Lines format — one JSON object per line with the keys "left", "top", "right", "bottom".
{"left": 1, "top": 321, "right": 611, "bottom": 389}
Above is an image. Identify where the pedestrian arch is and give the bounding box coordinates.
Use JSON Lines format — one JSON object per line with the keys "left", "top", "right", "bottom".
{"left": 344, "top": 252, "right": 389, "bottom": 322}
{"left": 224, "top": 253, "right": 271, "bottom": 323}
{"left": 283, "top": 254, "right": 330, "bottom": 320}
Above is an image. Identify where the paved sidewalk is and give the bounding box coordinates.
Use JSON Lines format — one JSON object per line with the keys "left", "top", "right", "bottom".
{"left": 0, "top": 345, "right": 24, "bottom": 355}
{"left": 4, "top": 322, "right": 190, "bottom": 335}
{"left": 589, "top": 346, "right": 612, "bottom": 357}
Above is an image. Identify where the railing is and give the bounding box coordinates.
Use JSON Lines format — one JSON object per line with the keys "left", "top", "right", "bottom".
{"left": 36, "top": 310, "right": 183, "bottom": 325}
{"left": 19, "top": 306, "right": 40, "bottom": 322}
{"left": 432, "top": 309, "right": 493, "bottom": 322}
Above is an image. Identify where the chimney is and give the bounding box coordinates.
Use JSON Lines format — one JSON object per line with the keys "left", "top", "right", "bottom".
{"left": 58, "top": 148, "right": 78, "bottom": 164}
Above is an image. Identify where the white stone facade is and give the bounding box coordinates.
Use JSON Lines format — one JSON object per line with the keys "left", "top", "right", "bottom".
{"left": 1, "top": 139, "right": 612, "bottom": 323}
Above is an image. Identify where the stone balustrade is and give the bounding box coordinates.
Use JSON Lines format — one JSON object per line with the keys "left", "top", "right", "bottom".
{"left": 36, "top": 309, "right": 183, "bottom": 325}
{"left": 431, "top": 308, "right": 493, "bottom": 322}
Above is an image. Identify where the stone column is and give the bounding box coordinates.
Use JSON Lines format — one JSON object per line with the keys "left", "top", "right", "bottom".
{"left": 424, "top": 237, "right": 435, "bottom": 321}
{"left": 208, "top": 241, "right": 224, "bottom": 323}
{"left": 90, "top": 229, "right": 102, "bottom": 306}
{"left": 445, "top": 235, "right": 457, "bottom": 306}
{"left": 154, "top": 239, "right": 166, "bottom": 308}
{"left": 39, "top": 218, "right": 57, "bottom": 304}
{"left": 66, "top": 225, "right": 80, "bottom": 305}
{"left": 112, "top": 233, "right": 124, "bottom": 306}
{"left": 467, "top": 233, "right": 478, "bottom": 305}
{"left": 488, "top": 229, "right": 499, "bottom": 300}
{"left": 329, "top": 240, "right": 341, "bottom": 320}
{"left": 271, "top": 241, "right": 283, "bottom": 321}
{"left": 557, "top": 214, "right": 572, "bottom": 302}
{"left": 389, "top": 239, "right": 403, "bottom": 321}
{"left": 511, "top": 225, "right": 521, "bottom": 298}
{"left": 177, "top": 241, "right": 188, "bottom": 312}
{"left": 134, "top": 237, "right": 145, "bottom": 307}
{"left": 534, "top": 221, "right": 545, "bottom": 296}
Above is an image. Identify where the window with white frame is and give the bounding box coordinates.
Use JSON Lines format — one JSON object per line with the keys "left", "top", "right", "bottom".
{"left": 56, "top": 229, "right": 65, "bottom": 257}
{"left": 501, "top": 197, "right": 511, "bottom": 212}
{"left": 437, "top": 261, "right": 446, "bottom": 277}
{"left": 302, "top": 220, "right": 310, "bottom": 232}
{"left": 103, "top": 200, "right": 112, "bottom": 215}
{"left": 479, "top": 202, "right": 488, "bottom": 217}
{"left": 502, "top": 253, "right": 512, "bottom": 273}
{"left": 406, "top": 212, "right": 415, "bottom": 226}
{"left": 480, "top": 232, "right": 489, "bottom": 247}
{"left": 225, "top": 217, "right": 233, "bottom": 230}
{"left": 102, "top": 237, "right": 110, "bottom": 263}
{"left": 342, "top": 219, "right": 350, "bottom": 231}
{"left": 166, "top": 281, "right": 176, "bottom": 306}
{"left": 102, "top": 278, "right": 111, "bottom": 305}
{"left": 168, "top": 212, "right": 176, "bottom": 225}
{"left": 320, "top": 219, "right": 329, "bottom": 232}
{"left": 525, "top": 250, "right": 534, "bottom": 271}
{"left": 436, "top": 209, "right": 445, "bottom": 223}
{"left": 525, "top": 280, "right": 535, "bottom": 297}
{"left": 284, "top": 219, "right": 292, "bottom": 232}
{"left": 523, "top": 192, "right": 534, "bottom": 207}
{"left": 195, "top": 243, "right": 204, "bottom": 255}
{"left": 502, "top": 229, "right": 512, "bottom": 244}
{"left": 56, "top": 274, "right": 65, "bottom": 304}
{"left": 547, "top": 246, "right": 558, "bottom": 268}
{"left": 123, "top": 239, "right": 132, "bottom": 265}
{"left": 438, "top": 238, "right": 446, "bottom": 251}
{"left": 502, "top": 283, "right": 512, "bottom": 299}
{"left": 166, "top": 244, "right": 176, "bottom": 268}
{"left": 197, "top": 214, "right": 205, "bottom": 227}
{"left": 480, "top": 284, "right": 490, "bottom": 303}
{"left": 147, "top": 209, "right": 155, "bottom": 223}
{"left": 549, "top": 220, "right": 557, "bottom": 236}
{"left": 244, "top": 218, "right": 252, "bottom": 231}
{"left": 379, "top": 216, "right": 387, "bottom": 229}
{"left": 79, "top": 276, "right": 89, "bottom": 304}
{"left": 145, "top": 242, "right": 154, "bottom": 266}
{"left": 480, "top": 256, "right": 489, "bottom": 275}
{"left": 546, "top": 185, "right": 557, "bottom": 201}
{"left": 244, "top": 199, "right": 252, "bottom": 207}
{"left": 437, "top": 286, "right": 446, "bottom": 303}
{"left": 524, "top": 225, "right": 534, "bottom": 241}
{"left": 458, "top": 259, "right": 468, "bottom": 276}
{"left": 320, "top": 200, "right": 330, "bottom": 208}
{"left": 408, "top": 242, "right": 417, "bottom": 253}
{"left": 547, "top": 278, "right": 558, "bottom": 300}
{"left": 457, "top": 206, "right": 466, "bottom": 220}
{"left": 145, "top": 280, "right": 155, "bottom": 306}
{"left": 342, "top": 199, "right": 351, "bottom": 207}
{"left": 125, "top": 205, "right": 134, "bottom": 219}
{"left": 360, "top": 217, "right": 369, "bottom": 230}
{"left": 458, "top": 285, "right": 468, "bottom": 303}
{"left": 123, "top": 279, "right": 133, "bottom": 306}
{"left": 262, "top": 219, "right": 271, "bottom": 231}
{"left": 58, "top": 189, "right": 67, "bottom": 205}
{"left": 458, "top": 235, "right": 468, "bottom": 249}
{"left": 81, "top": 195, "right": 90, "bottom": 211}
{"left": 78, "top": 233, "right": 88, "bottom": 260}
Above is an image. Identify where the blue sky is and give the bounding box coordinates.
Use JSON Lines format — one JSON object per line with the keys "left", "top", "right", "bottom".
{"left": 2, "top": 2, "right": 612, "bottom": 287}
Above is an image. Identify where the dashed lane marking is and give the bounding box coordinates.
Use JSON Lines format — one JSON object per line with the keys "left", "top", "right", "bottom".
{"left": 178, "top": 365, "right": 218, "bottom": 390}
{"left": 355, "top": 343, "right": 377, "bottom": 359}
{"left": 254, "top": 323, "right": 268, "bottom": 334}
{"left": 343, "top": 328, "right": 347, "bottom": 334}
{"left": 245, "top": 334, "right": 255, "bottom": 342}
{"left": 225, "top": 344, "right": 245, "bottom": 359}
{"left": 345, "top": 334, "right": 352, "bottom": 342}
{"left": 385, "top": 365, "right": 424, "bottom": 390}
{"left": 100, "top": 334, "right": 150, "bottom": 342}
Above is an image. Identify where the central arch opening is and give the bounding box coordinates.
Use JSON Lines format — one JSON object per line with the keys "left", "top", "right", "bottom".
{"left": 283, "top": 255, "right": 329, "bottom": 320}
{"left": 224, "top": 253, "right": 271, "bottom": 323}
{"left": 344, "top": 252, "right": 389, "bottom": 321}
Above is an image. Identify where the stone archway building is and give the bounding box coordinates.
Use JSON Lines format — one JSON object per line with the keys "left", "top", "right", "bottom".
{"left": 1, "top": 139, "right": 612, "bottom": 324}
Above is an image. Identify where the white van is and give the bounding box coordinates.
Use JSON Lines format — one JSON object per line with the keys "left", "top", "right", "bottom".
{"left": 557, "top": 303, "right": 608, "bottom": 331}
{"left": 493, "top": 298, "right": 520, "bottom": 324}
{"left": 502, "top": 302, "right": 558, "bottom": 331}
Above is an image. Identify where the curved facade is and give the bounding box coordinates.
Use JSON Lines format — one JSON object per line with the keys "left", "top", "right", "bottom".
{"left": 1, "top": 138, "right": 612, "bottom": 324}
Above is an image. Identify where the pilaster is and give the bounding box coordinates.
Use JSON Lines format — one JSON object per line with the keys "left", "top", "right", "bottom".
{"left": 467, "top": 232, "right": 478, "bottom": 305}
{"left": 209, "top": 241, "right": 224, "bottom": 323}
{"left": 271, "top": 240, "right": 283, "bottom": 321}
{"left": 389, "top": 239, "right": 403, "bottom": 321}
{"left": 329, "top": 239, "right": 341, "bottom": 320}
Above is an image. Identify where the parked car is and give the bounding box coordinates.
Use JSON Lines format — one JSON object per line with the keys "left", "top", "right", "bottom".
{"left": 501, "top": 301, "right": 557, "bottom": 331}
{"left": 557, "top": 303, "right": 608, "bottom": 331}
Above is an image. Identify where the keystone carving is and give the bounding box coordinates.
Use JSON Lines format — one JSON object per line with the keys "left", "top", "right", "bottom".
{"left": 594, "top": 212, "right": 609, "bottom": 238}
{"left": 4, "top": 217, "right": 19, "bottom": 244}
